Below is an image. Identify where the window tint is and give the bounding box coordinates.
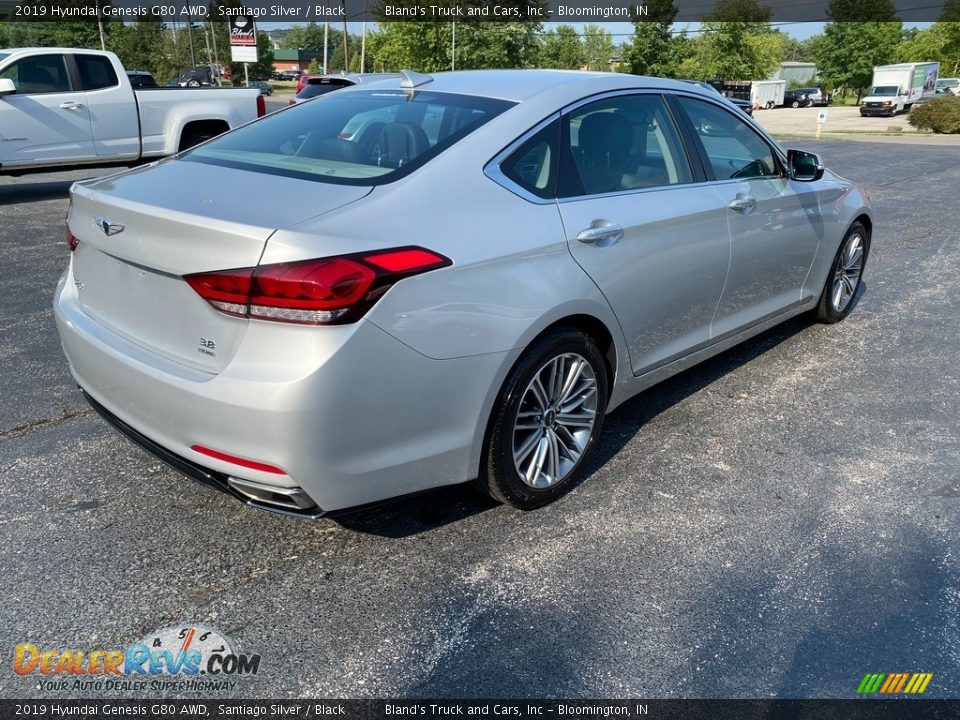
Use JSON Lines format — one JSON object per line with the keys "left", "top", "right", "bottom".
{"left": 499, "top": 119, "right": 560, "bottom": 199}
{"left": 677, "top": 98, "right": 781, "bottom": 181}
{"left": 297, "top": 79, "right": 352, "bottom": 99}
{"left": 187, "top": 90, "right": 513, "bottom": 186}
{"left": 559, "top": 94, "right": 692, "bottom": 198}
{"left": 0, "top": 54, "right": 71, "bottom": 94}
{"left": 76, "top": 54, "right": 118, "bottom": 90}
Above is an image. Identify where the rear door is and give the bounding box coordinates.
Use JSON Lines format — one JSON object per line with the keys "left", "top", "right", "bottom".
{"left": 556, "top": 92, "right": 732, "bottom": 376}
{"left": 72, "top": 53, "right": 140, "bottom": 160}
{"left": 672, "top": 95, "right": 821, "bottom": 337}
{"left": 0, "top": 52, "right": 95, "bottom": 167}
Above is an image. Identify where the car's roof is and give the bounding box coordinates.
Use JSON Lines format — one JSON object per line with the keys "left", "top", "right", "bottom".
{"left": 359, "top": 69, "right": 715, "bottom": 103}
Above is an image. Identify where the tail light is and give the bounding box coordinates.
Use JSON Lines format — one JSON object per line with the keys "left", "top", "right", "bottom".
{"left": 256, "top": 95, "right": 266, "bottom": 117}
{"left": 66, "top": 227, "right": 79, "bottom": 251}
{"left": 184, "top": 246, "right": 451, "bottom": 325}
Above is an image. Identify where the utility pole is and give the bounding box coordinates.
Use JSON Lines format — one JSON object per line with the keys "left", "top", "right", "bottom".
{"left": 361, "top": 0, "right": 367, "bottom": 73}
{"left": 186, "top": 10, "right": 197, "bottom": 69}
{"left": 323, "top": 22, "right": 329, "bottom": 73}
{"left": 341, "top": 0, "right": 349, "bottom": 71}
{"left": 451, "top": 21, "right": 456, "bottom": 71}
{"left": 95, "top": 0, "right": 106, "bottom": 50}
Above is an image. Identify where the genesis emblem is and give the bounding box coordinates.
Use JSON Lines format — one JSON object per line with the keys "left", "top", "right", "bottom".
{"left": 95, "top": 217, "right": 125, "bottom": 236}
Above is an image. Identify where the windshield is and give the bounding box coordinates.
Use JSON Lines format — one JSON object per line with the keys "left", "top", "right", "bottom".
{"left": 869, "top": 86, "right": 899, "bottom": 96}
{"left": 186, "top": 89, "right": 513, "bottom": 185}
{"left": 297, "top": 79, "right": 352, "bottom": 100}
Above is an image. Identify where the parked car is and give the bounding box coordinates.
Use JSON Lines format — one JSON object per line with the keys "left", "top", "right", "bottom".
{"left": 247, "top": 79, "right": 273, "bottom": 96}
{"left": 55, "top": 70, "right": 871, "bottom": 517}
{"left": 177, "top": 67, "right": 213, "bottom": 87}
{"left": 783, "top": 89, "right": 812, "bottom": 108}
{"left": 0, "top": 48, "right": 264, "bottom": 174}
{"left": 795, "top": 87, "right": 829, "bottom": 106}
{"left": 125, "top": 70, "right": 157, "bottom": 88}
{"left": 680, "top": 80, "right": 753, "bottom": 116}
{"left": 289, "top": 73, "right": 402, "bottom": 105}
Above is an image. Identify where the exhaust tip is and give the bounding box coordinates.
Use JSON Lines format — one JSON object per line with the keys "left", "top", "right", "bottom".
{"left": 227, "top": 477, "right": 318, "bottom": 512}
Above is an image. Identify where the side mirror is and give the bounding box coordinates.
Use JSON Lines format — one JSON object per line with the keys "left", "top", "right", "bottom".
{"left": 787, "top": 149, "right": 824, "bottom": 182}
{"left": 0, "top": 78, "right": 16, "bottom": 97}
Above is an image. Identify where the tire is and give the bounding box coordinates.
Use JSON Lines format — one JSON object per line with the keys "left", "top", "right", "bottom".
{"left": 475, "top": 328, "right": 609, "bottom": 510}
{"left": 186, "top": 79, "right": 201, "bottom": 88}
{"left": 791, "top": 100, "right": 800, "bottom": 108}
{"left": 815, "top": 222, "right": 869, "bottom": 324}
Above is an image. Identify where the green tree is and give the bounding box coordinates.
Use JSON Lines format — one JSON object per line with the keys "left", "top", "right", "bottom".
{"left": 622, "top": 0, "right": 681, "bottom": 77}
{"left": 372, "top": 18, "right": 541, "bottom": 72}
{"left": 111, "top": 16, "right": 168, "bottom": 75}
{"left": 539, "top": 25, "right": 584, "bottom": 69}
{"left": 581, "top": 24, "right": 614, "bottom": 71}
{"left": 686, "top": 0, "right": 784, "bottom": 80}
{"left": 813, "top": 12, "right": 902, "bottom": 100}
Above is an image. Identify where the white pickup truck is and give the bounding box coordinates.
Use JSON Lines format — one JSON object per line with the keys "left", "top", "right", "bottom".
{"left": 0, "top": 48, "right": 264, "bottom": 174}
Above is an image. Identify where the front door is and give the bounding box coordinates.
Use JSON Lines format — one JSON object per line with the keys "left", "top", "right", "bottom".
{"left": 0, "top": 53, "right": 95, "bottom": 168}
{"left": 556, "top": 92, "right": 731, "bottom": 375}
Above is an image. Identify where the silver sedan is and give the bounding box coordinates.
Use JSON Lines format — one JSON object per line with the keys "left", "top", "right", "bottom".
{"left": 54, "top": 70, "right": 872, "bottom": 516}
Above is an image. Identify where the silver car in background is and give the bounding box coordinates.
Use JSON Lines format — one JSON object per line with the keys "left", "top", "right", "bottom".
{"left": 54, "top": 70, "right": 872, "bottom": 517}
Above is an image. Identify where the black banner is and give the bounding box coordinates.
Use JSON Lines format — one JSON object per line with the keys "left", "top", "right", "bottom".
{"left": 0, "top": 0, "right": 955, "bottom": 23}
{"left": 2, "top": 700, "right": 960, "bottom": 720}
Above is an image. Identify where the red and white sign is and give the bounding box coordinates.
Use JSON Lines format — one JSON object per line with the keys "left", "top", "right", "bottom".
{"left": 229, "top": 16, "right": 256, "bottom": 47}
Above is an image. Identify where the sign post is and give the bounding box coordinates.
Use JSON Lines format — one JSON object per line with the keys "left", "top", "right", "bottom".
{"left": 816, "top": 109, "right": 827, "bottom": 139}
{"left": 229, "top": 15, "right": 258, "bottom": 86}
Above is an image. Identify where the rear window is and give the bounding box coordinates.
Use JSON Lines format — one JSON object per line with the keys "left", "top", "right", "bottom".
{"left": 186, "top": 89, "right": 514, "bottom": 185}
{"left": 297, "top": 79, "right": 353, "bottom": 100}
{"left": 76, "top": 54, "right": 119, "bottom": 90}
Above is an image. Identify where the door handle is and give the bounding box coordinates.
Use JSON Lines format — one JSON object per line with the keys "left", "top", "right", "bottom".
{"left": 59, "top": 101, "right": 84, "bottom": 110}
{"left": 576, "top": 222, "right": 623, "bottom": 247}
{"left": 728, "top": 194, "right": 756, "bottom": 214}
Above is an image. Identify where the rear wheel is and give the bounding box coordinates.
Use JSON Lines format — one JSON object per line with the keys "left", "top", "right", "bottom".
{"left": 476, "top": 329, "right": 609, "bottom": 509}
{"left": 792, "top": 100, "right": 800, "bottom": 108}
{"left": 815, "top": 222, "right": 868, "bottom": 323}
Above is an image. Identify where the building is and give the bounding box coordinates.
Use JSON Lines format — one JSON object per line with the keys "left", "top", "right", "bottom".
{"left": 770, "top": 62, "right": 818, "bottom": 85}
{"left": 273, "top": 49, "right": 326, "bottom": 73}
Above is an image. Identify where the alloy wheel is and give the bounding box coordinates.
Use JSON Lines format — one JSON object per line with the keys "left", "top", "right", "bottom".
{"left": 831, "top": 232, "right": 864, "bottom": 313}
{"left": 512, "top": 353, "right": 598, "bottom": 489}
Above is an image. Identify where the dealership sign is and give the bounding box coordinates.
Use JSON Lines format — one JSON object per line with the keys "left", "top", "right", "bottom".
{"left": 229, "top": 16, "right": 258, "bottom": 63}
{"left": 230, "top": 16, "right": 256, "bottom": 46}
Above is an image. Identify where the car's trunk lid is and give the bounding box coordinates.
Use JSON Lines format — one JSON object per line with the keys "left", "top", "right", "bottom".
{"left": 69, "top": 159, "right": 371, "bottom": 374}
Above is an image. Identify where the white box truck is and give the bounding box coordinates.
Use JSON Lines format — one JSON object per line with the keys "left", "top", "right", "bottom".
{"left": 751, "top": 80, "right": 786, "bottom": 109}
{"left": 860, "top": 62, "right": 939, "bottom": 117}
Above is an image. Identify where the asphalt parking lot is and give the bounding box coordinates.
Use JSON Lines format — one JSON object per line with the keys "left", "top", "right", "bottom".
{"left": 1, "top": 139, "right": 959, "bottom": 699}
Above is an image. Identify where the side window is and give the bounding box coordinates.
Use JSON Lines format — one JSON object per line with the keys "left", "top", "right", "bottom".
{"left": 677, "top": 97, "right": 781, "bottom": 181}
{"left": 0, "top": 54, "right": 71, "bottom": 94}
{"left": 75, "top": 54, "right": 119, "bottom": 91}
{"left": 559, "top": 94, "right": 692, "bottom": 198}
{"left": 499, "top": 119, "right": 560, "bottom": 200}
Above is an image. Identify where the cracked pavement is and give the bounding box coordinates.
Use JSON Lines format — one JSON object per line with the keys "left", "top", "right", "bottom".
{"left": 1, "top": 141, "right": 959, "bottom": 699}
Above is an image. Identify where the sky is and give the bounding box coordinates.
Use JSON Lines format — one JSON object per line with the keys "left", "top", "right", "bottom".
{"left": 257, "top": 20, "right": 932, "bottom": 41}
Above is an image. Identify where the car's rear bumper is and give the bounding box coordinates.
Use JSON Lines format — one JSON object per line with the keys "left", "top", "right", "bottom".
{"left": 54, "top": 267, "right": 514, "bottom": 514}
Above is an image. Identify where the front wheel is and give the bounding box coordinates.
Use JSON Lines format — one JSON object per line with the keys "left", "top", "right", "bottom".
{"left": 476, "top": 329, "right": 609, "bottom": 509}
{"left": 815, "top": 222, "right": 869, "bottom": 323}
